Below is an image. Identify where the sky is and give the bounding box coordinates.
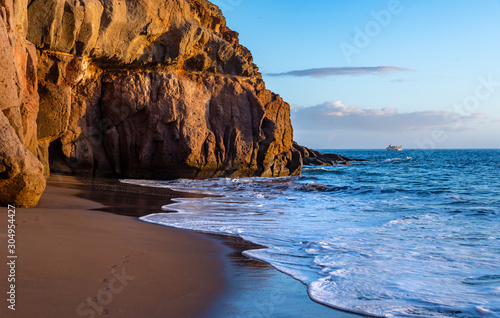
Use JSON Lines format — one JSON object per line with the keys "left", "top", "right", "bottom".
{"left": 211, "top": 0, "right": 500, "bottom": 149}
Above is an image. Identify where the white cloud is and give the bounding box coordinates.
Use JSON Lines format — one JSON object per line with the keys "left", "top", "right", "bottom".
{"left": 291, "top": 100, "right": 486, "bottom": 132}
{"left": 268, "top": 66, "right": 414, "bottom": 78}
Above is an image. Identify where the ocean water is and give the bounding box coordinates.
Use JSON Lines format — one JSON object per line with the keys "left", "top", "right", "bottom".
{"left": 126, "top": 149, "right": 500, "bottom": 317}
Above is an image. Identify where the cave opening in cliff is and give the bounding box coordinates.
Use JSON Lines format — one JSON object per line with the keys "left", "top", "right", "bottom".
{"left": 48, "top": 139, "right": 70, "bottom": 174}
{"left": 48, "top": 138, "right": 98, "bottom": 176}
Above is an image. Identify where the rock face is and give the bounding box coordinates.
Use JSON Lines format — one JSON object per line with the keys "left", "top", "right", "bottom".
{"left": 0, "top": 111, "right": 45, "bottom": 207}
{"left": 26, "top": 0, "right": 259, "bottom": 76}
{"left": 0, "top": 0, "right": 302, "bottom": 207}
{"left": 0, "top": 0, "right": 45, "bottom": 207}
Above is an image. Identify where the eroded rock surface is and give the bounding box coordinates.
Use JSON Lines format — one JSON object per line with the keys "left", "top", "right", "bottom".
{"left": 1, "top": 0, "right": 302, "bottom": 207}
{"left": 26, "top": 0, "right": 259, "bottom": 76}
{"left": 0, "top": 0, "right": 45, "bottom": 207}
{"left": 0, "top": 111, "right": 45, "bottom": 207}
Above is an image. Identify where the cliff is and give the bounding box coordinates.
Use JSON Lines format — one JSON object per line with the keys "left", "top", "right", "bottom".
{"left": 0, "top": 0, "right": 302, "bottom": 207}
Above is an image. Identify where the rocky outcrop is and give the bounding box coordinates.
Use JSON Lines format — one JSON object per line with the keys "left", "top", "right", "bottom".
{"left": 293, "top": 142, "right": 362, "bottom": 166}
{"left": 0, "top": 0, "right": 302, "bottom": 207}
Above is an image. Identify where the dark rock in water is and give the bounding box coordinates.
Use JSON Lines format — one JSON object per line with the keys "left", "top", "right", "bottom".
{"left": 293, "top": 142, "right": 364, "bottom": 166}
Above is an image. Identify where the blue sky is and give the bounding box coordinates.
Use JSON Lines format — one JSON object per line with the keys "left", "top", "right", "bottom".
{"left": 212, "top": 0, "right": 500, "bottom": 148}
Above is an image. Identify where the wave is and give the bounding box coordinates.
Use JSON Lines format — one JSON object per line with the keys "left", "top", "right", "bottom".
{"left": 122, "top": 177, "right": 417, "bottom": 199}
{"left": 463, "top": 275, "right": 500, "bottom": 286}
{"left": 303, "top": 167, "right": 347, "bottom": 174}
{"left": 382, "top": 157, "right": 413, "bottom": 164}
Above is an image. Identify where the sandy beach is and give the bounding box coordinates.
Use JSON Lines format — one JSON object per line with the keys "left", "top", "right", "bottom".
{"left": 0, "top": 175, "right": 227, "bottom": 317}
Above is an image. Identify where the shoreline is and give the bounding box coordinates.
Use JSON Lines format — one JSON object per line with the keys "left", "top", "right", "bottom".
{"left": 1, "top": 174, "right": 361, "bottom": 317}
{"left": 204, "top": 233, "right": 361, "bottom": 318}
{"left": 61, "top": 174, "right": 360, "bottom": 317}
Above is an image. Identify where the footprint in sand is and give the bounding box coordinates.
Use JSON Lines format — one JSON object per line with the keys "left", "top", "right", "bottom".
{"left": 100, "top": 309, "right": 109, "bottom": 315}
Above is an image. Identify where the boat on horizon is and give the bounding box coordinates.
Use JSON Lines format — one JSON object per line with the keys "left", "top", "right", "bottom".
{"left": 386, "top": 144, "right": 403, "bottom": 151}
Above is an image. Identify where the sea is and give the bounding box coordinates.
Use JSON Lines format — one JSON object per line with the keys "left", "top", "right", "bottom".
{"left": 124, "top": 149, "right": 500, "bottom": 318}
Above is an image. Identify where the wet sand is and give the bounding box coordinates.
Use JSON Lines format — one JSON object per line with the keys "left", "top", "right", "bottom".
{"left": 206, "top": 235, "right": 361, "bottom": 318}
